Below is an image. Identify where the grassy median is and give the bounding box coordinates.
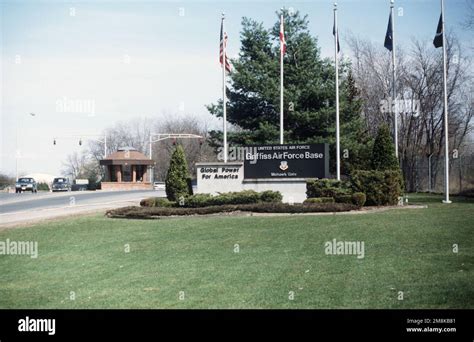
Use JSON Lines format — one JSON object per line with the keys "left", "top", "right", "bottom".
{"left": 0, "top": 193, "right": 472, "bottom": 309}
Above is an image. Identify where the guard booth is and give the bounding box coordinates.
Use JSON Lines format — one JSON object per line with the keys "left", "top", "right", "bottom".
{"left": 100, "top": 147, "right": 154, "bottom": 190}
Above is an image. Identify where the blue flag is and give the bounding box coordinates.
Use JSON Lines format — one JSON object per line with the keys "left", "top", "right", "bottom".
{"left": 333, "top": 21, "right": 340, "bottom": 53}
{"left": 433, "top": 14, "right": 443, "bottom": 48}
{"left": 384, "top": 12, "right": 393, "bottom": 51}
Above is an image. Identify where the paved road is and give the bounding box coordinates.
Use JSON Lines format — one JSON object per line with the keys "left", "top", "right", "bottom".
{"left": 0, "top": 190, "right": 164, "bottom": 228}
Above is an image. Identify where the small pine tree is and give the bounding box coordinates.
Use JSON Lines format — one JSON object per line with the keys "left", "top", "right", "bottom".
{"left": 165, "top": 145, "right": 191, "bottom": 201}
{"left": 371, "top": 124, "right": 399, "bottom": 171}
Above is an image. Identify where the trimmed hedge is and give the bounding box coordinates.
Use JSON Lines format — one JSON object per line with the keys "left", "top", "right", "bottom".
{"left": 306, "top": 179, "right": 351, "bottom": 198}
{"left": 106, "top": 202, "right": 359, "bottom": 219}
{"left": 140, "top": 198, "right": 175, "bottom": 207}
{"left": 305, "top": 193, "right": 366, "bottom": 207}
{"left": 185, "top": 190, "right": 283, "bottom": 208}
{"left": 260, "top": 190, "right": 284, "bottom": 203}
{"left": 306, "top": 179, "right": 367, "bottom": 207}
{"left": 303, "top": 197, "right": 335, "bottom": 204}
{"left": 141, "top": 190, "right": 283, "bottom": 208}
{"left": 335, "top": 194, "right": 353, "bottom": 204}
{"left": 181, "top": 193, "right": 214, "bottom": 207}
{"left": 351, "top": 192, "right": 367, "bottom": 207}
{"left": 350, "top": 170, "right": 403, "bottom": 206}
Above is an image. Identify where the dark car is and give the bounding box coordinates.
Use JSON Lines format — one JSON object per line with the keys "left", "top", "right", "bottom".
{"left": 52, "top": 177, "right": 71, "bottom": 192}
{"left": 15, "top": 177, "right": 37, "bottom": 193}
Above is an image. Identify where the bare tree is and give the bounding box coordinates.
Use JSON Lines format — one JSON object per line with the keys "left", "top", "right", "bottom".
{"left": 347, "top": 33, "right": 473, "bottom": 192}
{"left": 462, "top": 0, "right": 474, "bottom": 29}
{"left": 345, "top": 33, "right": 407, "bottom": 136}
{"left": 0, "top": 173, "right": 15, "bottom": 189}
{"left": 151, "top": 115, "right": 216, "bottom": 181}
{"left": 61, "top": 151, "right": 96, "bottom": 180}
{"left": 66, "top": 114, "right": 216, "bottom": 183}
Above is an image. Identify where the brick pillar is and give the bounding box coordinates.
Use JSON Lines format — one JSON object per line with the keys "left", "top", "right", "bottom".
{"left": 104, "top": 166, "right": 109, "bottom": 181}
{"left": 116, "top": 166, "right": 122, "bottom": 182}
{"left": 132, "top": 165, "right": 136, "bottom": 182}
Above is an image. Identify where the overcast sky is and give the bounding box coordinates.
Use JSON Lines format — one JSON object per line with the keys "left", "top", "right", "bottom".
{"left": 1, "top": 0, "right": 471, "bottom": 177}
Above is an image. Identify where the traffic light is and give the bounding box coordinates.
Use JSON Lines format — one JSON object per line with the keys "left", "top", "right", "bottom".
{"left": 79, "top": 139, "right": 82, "bottom": 146}
{"left": 53, "top": 139, "right": 56, "bottom": 145}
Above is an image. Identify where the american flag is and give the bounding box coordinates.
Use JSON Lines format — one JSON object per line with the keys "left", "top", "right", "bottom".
{"left": 280, "top": 16, "right": 287, "bottom": 55}
{"left": 220, "top": 19, "right": 231, "bottom": 72}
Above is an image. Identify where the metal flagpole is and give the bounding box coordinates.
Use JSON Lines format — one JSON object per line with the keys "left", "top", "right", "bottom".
{"left": 441, "top": 0, "right": 451, "bottom": 203}
{"left": 390, "top": 0, "right": 398, "bottom": 159}
{"left": 334, "top": 3, "right": 340, "bottom": 181}
{"left": 222, "top": 13, "right": 228, "bottom": 163}
{"left": 280, "top": 11, "right": 284, "bottom": 145}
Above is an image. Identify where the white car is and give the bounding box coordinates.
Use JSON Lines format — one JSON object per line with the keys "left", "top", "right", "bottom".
{"left": 153, "top": 181, "right": 165, "bottom": 191}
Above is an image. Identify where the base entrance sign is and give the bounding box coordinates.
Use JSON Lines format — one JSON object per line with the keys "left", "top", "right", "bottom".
{"left": 243, "top": 143, "right": 329, "bottom": 179}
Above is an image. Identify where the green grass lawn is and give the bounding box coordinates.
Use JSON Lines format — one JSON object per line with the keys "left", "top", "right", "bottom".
{"left": 0, "top": 193, "right": 473, "bottom": 309}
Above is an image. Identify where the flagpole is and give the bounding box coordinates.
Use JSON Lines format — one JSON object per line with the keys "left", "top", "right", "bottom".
{"left": 280, "top": 10, "right": 284, "bottom": 145}
{"left": 441, "top": 0, "right": 451, "bottom": 203}
{"left": 222, "top": 13, "right": 228, "bottom": 163}
{"left": 334, "top": 3, "right": 340, "bottom": 181}
{"left": 390, "top": 0, "right": 398, "bottom": 159}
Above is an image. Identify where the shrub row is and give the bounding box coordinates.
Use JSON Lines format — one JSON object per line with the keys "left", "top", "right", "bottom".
{"left": 307, "top": 170, "right": 402, "bottom": 207}
{"left": 185, "top": 190, "right": 282, "bottom": 207}
{"left": 303, "top": 197, "right": 335, "bottom": 204}
{"left": 351, "top": 192, "right": 367, "bottom": 207}
{"left": 140, "top": 190, "right": 283, "bottom": 208}
{"left": 304, "top": 192, "right": 366, "bottom": 207}
{"left": 107, "top": 202, "right": 359, "bottom": 219}
{"left": 334, "top": 192, "right": 367, "bottom": 207}
{"left": 306, "top": 179, "right": 351, "bottom": 198}
{"left": 139, "top": 197, "right": 175, "bottom": 207}
{"left": 350, "top": 170, "right": 403, "bottom": 206}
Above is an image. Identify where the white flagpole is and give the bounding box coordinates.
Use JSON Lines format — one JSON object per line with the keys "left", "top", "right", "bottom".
{"left": 222, "top": 13, "right": 228, "bottom": 163}
{"left": 441, "top": 0, "right": 451, "bottom": 203}
{"left": 280, "top": 11, "right": 284, "bottom": 145}
{"left": 391, "top": 0, "right": 398, "bottom": 159}
{"left": 334, "top": 3, "right": 340, "bottom": 181}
